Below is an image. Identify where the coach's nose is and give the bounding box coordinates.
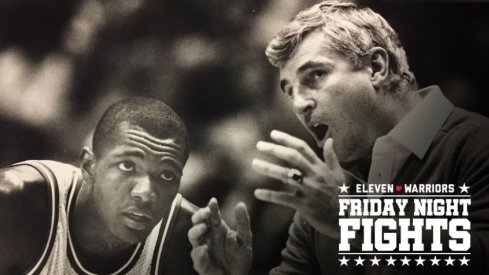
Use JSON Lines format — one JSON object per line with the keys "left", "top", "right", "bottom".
{"left": 293, "top": 92, "right": 316, "bottom": 117}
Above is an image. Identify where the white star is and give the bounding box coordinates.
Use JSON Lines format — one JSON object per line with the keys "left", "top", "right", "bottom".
{"left": 459, "top": 256, "right": 470, "bottom": 266}
{"left": 338, "top": 183, "right": 350, "bottom": 193}
{"left": 370, "top": 256, "right": 380, "bottom": 266}
{"left": 386, "top": 256, "right": 396, "bottom": 266}
{"left": 338, "top": 256, "right": 349, "bottom": 266}
{"left": 430, "top": 256, "right": 440, "bottom": 266}
{"left": 400, "top": 256, "right": 411, "bottom": 266}
{"left": 415, "top": 256, "right": 425, "bottom": 266}
{"left": 354, "top": 256, "right": 365, "bottom": 266}
{"left": 459, "top": 182, "right": 470, "bottom": 193}
{"left": 445, "top": 256, "right": 455, "bottom": 266}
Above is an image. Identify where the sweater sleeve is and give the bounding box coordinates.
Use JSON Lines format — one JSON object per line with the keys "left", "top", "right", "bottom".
{"left": 454, "top": 122, "right": 489, "bottom": 275}
{"left": 270, "top": 212, "right": 322, "bottom": 275}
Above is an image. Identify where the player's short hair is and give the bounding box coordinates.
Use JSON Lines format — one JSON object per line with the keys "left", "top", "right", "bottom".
{"left": 265, "top": 1, "right": 417, "bottom": 93}
{"left": 92, "top": 97, "right": 190, "bottom": 162}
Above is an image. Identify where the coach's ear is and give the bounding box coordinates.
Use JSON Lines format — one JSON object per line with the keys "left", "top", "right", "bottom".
{"left": 81, "top": 147, "right": 95, "bottom": 183}
{"left": 368, "top": 47, "right": 389, "bottom": 91}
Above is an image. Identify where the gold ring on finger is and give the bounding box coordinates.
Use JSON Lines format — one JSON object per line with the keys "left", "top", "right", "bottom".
{"left": 287, "top": 168, "right": 303, "bottom": 185}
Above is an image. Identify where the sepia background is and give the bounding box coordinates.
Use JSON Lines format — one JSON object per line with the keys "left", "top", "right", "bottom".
{"left": 1, "top": 0, "right": 488, "bottom": 273}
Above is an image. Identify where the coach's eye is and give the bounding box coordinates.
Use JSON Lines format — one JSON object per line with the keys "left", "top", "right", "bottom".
{"left": 303, "top": 70, "right": 327, "bottom": 87}
{"left": 118, "top": 161, "right": 135, "bottom": 172}
{"left": 160, "top": 170, "right": 176, "bottom": 182}
{"left": 309, "top": 70, "right": 326, "bottom": 81}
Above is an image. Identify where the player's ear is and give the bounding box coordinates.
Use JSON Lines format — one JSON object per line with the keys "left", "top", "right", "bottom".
{"left": 368, "top": 47, "right": 389, "bottom": 90}
{"left": 80, "top": 147, "right": 95, "bottom": 182}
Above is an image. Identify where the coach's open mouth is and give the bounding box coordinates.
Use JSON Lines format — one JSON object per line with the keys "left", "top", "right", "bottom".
{"left": 310, "top": 123, "right": 328, "bottom": 147}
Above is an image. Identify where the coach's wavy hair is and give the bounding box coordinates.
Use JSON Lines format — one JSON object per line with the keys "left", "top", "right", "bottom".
{"left": 265, "top": 1, "right": 417, "bottom": 93}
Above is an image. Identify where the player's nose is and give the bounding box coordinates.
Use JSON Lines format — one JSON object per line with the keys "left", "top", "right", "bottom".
{"left": 130, "top": 174, "right": 157, "bottom": 203}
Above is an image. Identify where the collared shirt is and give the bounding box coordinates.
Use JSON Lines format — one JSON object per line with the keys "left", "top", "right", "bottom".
{"left": 273, "top": 85, "right": 489, "bottom": 275}
{"left": 366, "top": 85, "right": 454, "bottom": 184}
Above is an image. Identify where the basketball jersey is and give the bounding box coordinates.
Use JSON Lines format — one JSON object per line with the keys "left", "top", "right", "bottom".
{"left": 14, "top": 160, "right": 185, "bottom": 275}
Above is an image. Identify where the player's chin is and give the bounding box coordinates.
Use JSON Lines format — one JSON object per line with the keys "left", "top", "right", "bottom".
{"left": 118, "top": 220, "right": 157, "bottom": 243}
{"left": 119, "top": 226, "right": 153, "bottom": 243}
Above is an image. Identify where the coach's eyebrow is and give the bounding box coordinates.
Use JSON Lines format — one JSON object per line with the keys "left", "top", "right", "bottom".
{"left": 296, "top": 60, "right": 333, "bottom": 75}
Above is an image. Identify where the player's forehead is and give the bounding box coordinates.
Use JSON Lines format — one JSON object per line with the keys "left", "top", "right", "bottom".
{"left": 106, "top": 121, "right": 185, "bottom": 166}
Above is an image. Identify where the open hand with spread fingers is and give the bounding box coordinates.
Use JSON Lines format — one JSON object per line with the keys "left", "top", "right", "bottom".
{"left": 188, "top": 198, "right": 252, "bottom": 275}
{"left": 252, "top": 130, "right": 345, "bottom": 238}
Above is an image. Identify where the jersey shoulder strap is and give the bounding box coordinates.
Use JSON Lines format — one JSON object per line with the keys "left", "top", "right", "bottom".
{"left": 151, "top": 195, "right": 198, "bottom": 275}
{"left": 10, "top": 160, "right": 60, "bottom": 275}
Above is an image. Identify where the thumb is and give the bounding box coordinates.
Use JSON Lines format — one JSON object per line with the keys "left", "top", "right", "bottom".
{"left": 323, "top": 138, "right": 339, "bottom": 169}
{"left": 234, "top": 202, "right": 252, "bottom": 245}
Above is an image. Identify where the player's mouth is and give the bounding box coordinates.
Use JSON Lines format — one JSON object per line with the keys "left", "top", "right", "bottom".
{"left": 309, "top": 123, "right": 329, "bottom": 148}
{"left": 123, "top": 211, "right": 154, "bottom": 230}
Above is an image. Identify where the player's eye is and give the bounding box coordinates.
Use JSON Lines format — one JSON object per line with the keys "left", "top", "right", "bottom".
{"left": 160, "top": 170, "right": 176, "bottom": 182}
{"left": 118, "top": 161, "right": 135, "bottom": 172}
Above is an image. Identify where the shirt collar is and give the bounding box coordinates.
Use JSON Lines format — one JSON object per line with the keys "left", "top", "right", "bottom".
{"left": 389, "top": 85, "right": 454, "bottom": 159}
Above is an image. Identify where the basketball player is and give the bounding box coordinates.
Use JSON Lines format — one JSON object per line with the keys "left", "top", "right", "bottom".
{"left": 0, "top": 97, "right": 198, "bottom": 274}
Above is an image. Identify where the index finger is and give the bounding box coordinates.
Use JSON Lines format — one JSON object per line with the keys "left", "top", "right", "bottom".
{"left": 254, "top": 189, "right": 301, "bottom": 210}
{"left": 251, "top": 158, "right": 302, "bottom": 188}
{"left": 208, "top": 198, "right": 223, "bottom": 228}
{"left": 270, "top": 130, "right": 319, "bottom": 164}
{"left": 256, "top": 141, "right": 312, "bottom": 174}
{"left": 191, "top": 207, "right": 211, "bottom": 225}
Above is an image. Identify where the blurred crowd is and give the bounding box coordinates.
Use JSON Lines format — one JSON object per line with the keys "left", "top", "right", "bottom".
{"left": 1, "top": 0, "right": 488, "bottom": 273}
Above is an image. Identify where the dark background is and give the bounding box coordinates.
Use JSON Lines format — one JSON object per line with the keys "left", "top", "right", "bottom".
{"left": 1, "top": 1, "right": 488, "bottom": 273}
